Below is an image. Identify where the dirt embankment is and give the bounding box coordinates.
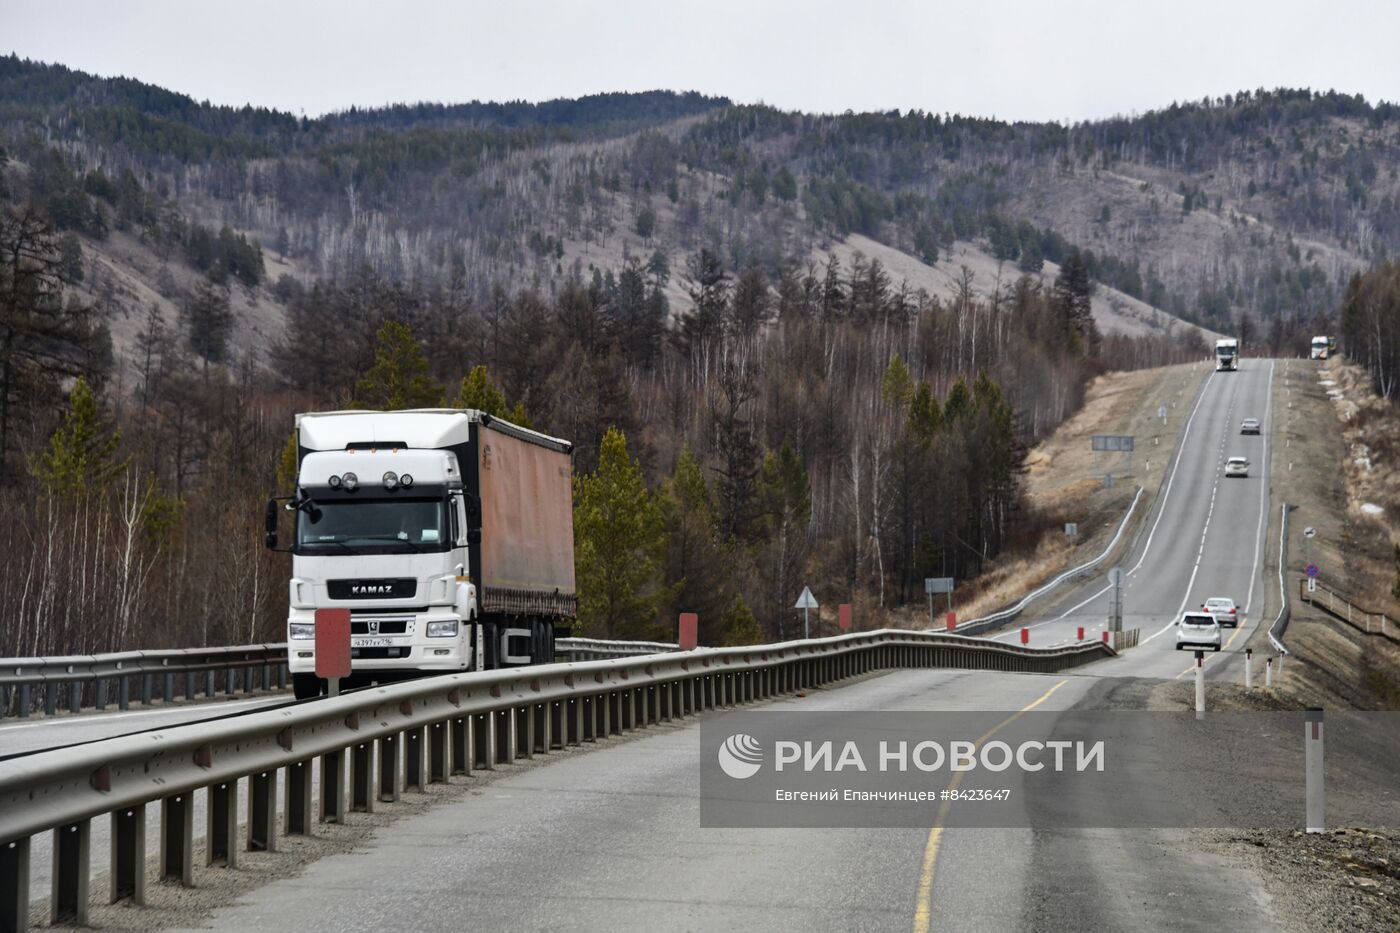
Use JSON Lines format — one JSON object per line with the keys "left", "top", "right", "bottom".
{"left": 935, "top": 361, "right": 1211, "bottom": 624}
{"left": 1265, "top": 358, "right": 1400, "bottom": 710}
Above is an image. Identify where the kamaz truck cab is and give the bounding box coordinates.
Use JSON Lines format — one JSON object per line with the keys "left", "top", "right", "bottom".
{"left": 267, "top": 409, "right": 576, "bottom": 699}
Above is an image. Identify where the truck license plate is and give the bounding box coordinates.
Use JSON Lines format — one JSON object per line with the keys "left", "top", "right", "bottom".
{"left": 352, "top": 637, "right": 393, "bottom": 648}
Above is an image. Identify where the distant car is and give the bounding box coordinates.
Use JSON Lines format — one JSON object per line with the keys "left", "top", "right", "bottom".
{"left": 1225, "top": 456, "right": 1249, "bottom": 477}
{"left": 1202, "top": 596, "right": 1240, "bottom": 627}
{"left": 1175, "top": 612, "right": 1222, "bottom": 651}
{"left": 1240, "top": 418, "right": 1261, "bottom": 434}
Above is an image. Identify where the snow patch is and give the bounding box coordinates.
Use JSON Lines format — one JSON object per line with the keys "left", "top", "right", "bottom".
{"left": 1361, "top": 503, "right": 1385, "bottom": 516}
{"left": 1319, "top": 379, "right": 1337, "bottom": 386}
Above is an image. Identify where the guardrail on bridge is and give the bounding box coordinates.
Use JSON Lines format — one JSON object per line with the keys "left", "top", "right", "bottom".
{"left": 0, "top": 628, "right": 1113, "bottom": 930}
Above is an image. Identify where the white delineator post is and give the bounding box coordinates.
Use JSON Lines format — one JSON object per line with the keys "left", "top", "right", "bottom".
{"left": 1194, "top": 650, "right": 1205, "bottom": 720}
{"left": 1244, "top": 648, "right": 1253, "bottom": 690}
{"left": 1278, "top": 653, "right": 1286, "bottom": 674}
{"left": 1304, "top": 708, "right": 1325, "bottom": 833}
{"left": 1265, "top": 657, "right": 1273, "bottom": 687}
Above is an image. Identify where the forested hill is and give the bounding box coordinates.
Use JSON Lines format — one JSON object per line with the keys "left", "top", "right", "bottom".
{"left": 4, "top": 54, "right": 1398, "bottom": 355}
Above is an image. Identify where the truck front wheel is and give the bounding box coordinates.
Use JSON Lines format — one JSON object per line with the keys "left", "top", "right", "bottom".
{"left": 292, "top": 673, "right": 323, "bottom": 700}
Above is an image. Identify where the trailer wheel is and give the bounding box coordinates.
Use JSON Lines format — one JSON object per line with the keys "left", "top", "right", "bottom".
{"left": 292, "top": 673, "right": 323, "bottom": 700}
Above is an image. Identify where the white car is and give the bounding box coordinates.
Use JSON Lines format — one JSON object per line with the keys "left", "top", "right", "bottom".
{"left": 1224, "top": 456, "right": 1249, "bottom": 478}
{"left": 1202, "top": 597, "right": 1240, "bottom": 627}
{"left": 1240, "top": 418, "right": 1261, "bottom": 435}
{"left": 1175, "top": 612, "right": 1222, "bottom": 651}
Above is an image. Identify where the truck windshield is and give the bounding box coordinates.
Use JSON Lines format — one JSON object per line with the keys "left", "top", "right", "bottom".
{"left": 297, "top": 497, "right": 447, "bottom": 552}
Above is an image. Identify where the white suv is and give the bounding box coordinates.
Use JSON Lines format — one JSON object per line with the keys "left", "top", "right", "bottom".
{"left": 1202, "top": 597, "right": 1239, "bottom": 627}
{"left": 1175, "top": 612, "right": 1222, "bottom": 651}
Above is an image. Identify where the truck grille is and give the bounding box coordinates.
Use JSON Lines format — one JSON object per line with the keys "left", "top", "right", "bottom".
{"left": 350, "top": 619, "right": 410, "bottom": 635}
{"left": 328, "top": 578, "right": 417, "bottom": 599}
{"left": 351, "top": 647, "right": 412, "bottom": 659}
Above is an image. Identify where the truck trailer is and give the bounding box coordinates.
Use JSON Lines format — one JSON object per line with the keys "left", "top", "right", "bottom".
{"left": 265, "top": 409, "right": 576, "bottom": 699}
{"left": 1214, "top": 338, "right": 1239, "bottom": 371}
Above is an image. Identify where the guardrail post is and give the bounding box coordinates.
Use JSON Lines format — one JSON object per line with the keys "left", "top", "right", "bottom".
{"left": 286, "top": 759, "right": 314, "bottom": 834}
{"left": 16, "top": 683, "right": 30, "bottom": 718}
{"left": 205, "top": 670, "right": 216, "bottom": 698}
{"left": 163, "top": 671, "right": 175, "bottom": 703}
{"left": 142, "top": 672, "right": 154, "bottom": 706}
{"left": 568, "top": 699, "right": 582, "bottom": 746}
{"left": 44, "top": 681, "right": 56, "bottom": 716}
{"left": 496, "top": 708, "right": 516, "bottom": 762}
{"left": 520, "top": 705, "right": 536, "bottom": 754}
{"left": 533, "top": 703, "right": 550, "bottom": 755}
{"left": 322, "top": 750, "right": 348, "bottom": 823}
{"left": 186, "top": 671, "right": 197, "bottom": 700}
{"left": 207, "top": 780, "right": 238, "bottom": 867}
{"left": 606, "top": 693, "right": 621, "bottom": 737}
{"left": 378, "top": 734, "right": 401, "bottom": 802}
{"left": 404, "top": 726, "right": 426, "bottom": 791}
{"left": 248, "top": 770, "right": 277, "bottom": 852}
{"left": 67, "top": 680, "right": 81, "bottom": 714}
{"left": 474, "top": 712, "right": 495, "bottom": 768}
{"left": 1, "top": 836, "right": 30, "bottom": 932}
{"left": 581, "top": 696, "right": 596, "bottom": 742}
{"left": 351, "top": 741, "right": 374, "bottom": 812}
{"left": 225, "top": 668, "right": 236, "bottom": 697}
{"left": 50, "top": 820, "right": 90, "bottom": 925}
{"left": 549, "top": 701, "right": 564, "bottom": 750}
{"left": 111, "top": 806, "right": 145, "bottom": 904}
{"left": 160, "top": 792, "right": 193, "bottom": 885}
{"left": 430, "top": 721, "right": 450, "bottom": 779}
{"left": 95, "top": 678, "right": 107, "bottom": 711}
{"left": 451, "top": 716, "right": 471, "bottom": 775}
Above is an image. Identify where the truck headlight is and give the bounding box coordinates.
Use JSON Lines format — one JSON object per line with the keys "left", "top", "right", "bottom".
{"left": 289, "top": 623, "right": 315, "bottom": 640}
{"left": 426, "top": 620, "right": 459, "bottom": 638}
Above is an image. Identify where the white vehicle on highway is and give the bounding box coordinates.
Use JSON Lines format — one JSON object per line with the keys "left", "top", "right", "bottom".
{"left": 1239, "top": 418, "right": 1261, "bottom": 435}
{"left": 1224, "top": 456, "right": 1249, "bottom": 477}
{"left": 1215, "top": 337, "right": 1239, "bottom": 371}
{"left": 1201, "top": 596, "right": 1240, "bottom": 627}
{"left": 1175, "top": 612, "right": 1223, "bottom": 651}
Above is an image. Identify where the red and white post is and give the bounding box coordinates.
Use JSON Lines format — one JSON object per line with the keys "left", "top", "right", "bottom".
{"left": 1194, "top": 650, "right": 1205, "bottom": 720}
{"left": 1020, "top": 627, "right": 1029, "bottom": 646}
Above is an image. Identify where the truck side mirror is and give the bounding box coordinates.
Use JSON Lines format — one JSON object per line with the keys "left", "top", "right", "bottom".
{"left": 264, "top": 498, "right": 279, "bottom": 550}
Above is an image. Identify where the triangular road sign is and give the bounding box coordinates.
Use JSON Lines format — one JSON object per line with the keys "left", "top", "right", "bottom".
{"left": 794, "top": 586, "right": 818, "bottom": 610}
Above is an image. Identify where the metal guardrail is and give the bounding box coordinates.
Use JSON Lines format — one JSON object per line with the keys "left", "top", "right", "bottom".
{"left": 1269, "top": 504, "right": 1291, "bottom": 655}
{"left": 554, "top": 636, "right": 679, "bottom": 660}
{"left": 0, "top": 628, "right": 1113, "bottom": 929}
{"left": 955, "top": 486, "right": 1145, "bottom": 636}
{"left": 0, "top": 637, "right": 678, "bottom": 720}
{"left": 0, "top": 646, "right": 288, "bottom": 720}
{"left": 1299, "top": 577, "right": 1399, "bottom": 645}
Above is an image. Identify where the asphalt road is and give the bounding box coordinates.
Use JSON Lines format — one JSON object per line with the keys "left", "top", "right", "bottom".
{"left": 992, "top": 358, "right": 1277, "bottom": 684}
{"left": 24, "top": 357, "right": 1313, "bottom": 929}
{"left": 184, "top": 671, "right": 1284, "bottom": 933}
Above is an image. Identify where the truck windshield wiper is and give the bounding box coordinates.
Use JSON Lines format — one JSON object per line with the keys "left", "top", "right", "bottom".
{"left": 355, "top": 535, "right": 431, "bottom": 552}
{"left": 300, "top": 539, "right": 354, "bottom": 552}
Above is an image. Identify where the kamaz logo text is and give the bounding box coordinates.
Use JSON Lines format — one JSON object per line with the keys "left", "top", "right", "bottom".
{"left": 352, "top": 585, "right": 394, "bottom": 595}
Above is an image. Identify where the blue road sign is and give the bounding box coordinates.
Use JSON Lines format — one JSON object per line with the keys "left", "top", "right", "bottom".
{"left": 1305, "top": 564, "right": 1319, "bottom": 578}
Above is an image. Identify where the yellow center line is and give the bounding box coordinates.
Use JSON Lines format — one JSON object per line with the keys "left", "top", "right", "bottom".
{"left": 910, "top": 678, "right": 1070, "bottom": 933}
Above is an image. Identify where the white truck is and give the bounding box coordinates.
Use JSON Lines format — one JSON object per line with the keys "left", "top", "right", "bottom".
{"left": 1310, "top": 336, "right": 1332, "bottom": 360}
{"left": 1214, "top": 338, "right": 1239, "bottom": 372}
{"left": 265, "top": 409, "right": 576, "bottom": 699}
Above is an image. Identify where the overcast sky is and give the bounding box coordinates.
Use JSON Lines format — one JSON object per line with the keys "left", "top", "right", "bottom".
{"left": 3, "top": 0, "right": 1398, "bottom": 122}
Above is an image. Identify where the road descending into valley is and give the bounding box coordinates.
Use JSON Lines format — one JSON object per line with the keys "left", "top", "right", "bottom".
{"left": 177, "top": 360, "right": 1298, "bottom": 932}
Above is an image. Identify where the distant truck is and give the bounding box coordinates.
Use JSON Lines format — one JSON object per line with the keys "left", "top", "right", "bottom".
{"left": 1214, "top": 338, "right": 1239, "bottom": 372}
{"left": 266, "top": 409, "right": 576, "bottom": 699}
{"left": 1310, "top": 336, "right": 1335, "bottom": 360}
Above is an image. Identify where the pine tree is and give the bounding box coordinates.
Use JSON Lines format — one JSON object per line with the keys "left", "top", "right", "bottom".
{"left": 759, "top": 440, "right": 811, "bottom": 638}
{"left": 352, "top": 320, "right": 443, "bottom": 409}
{"left": 574, "top": 427, "right": 669, "bottom": 639}
{"left": 454, "top": 364, "right": 508, "bottom": 416}
{"left": 662, "top": 446, "right": 736, "bottom": 643}
{"left": 184, "top": 276, "right": 233, "bottom": 367}
{"left": 881, "top": 355, "right": 913, "bottom": 408}
{"left": 1052, "top": 249, "right": 1100, "bottom": 355}
{"left": 32, "top": 376, "right": 128, "bottom": 499}
{"left": 277, "top": 430, "right": 299, "bottom": 494}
